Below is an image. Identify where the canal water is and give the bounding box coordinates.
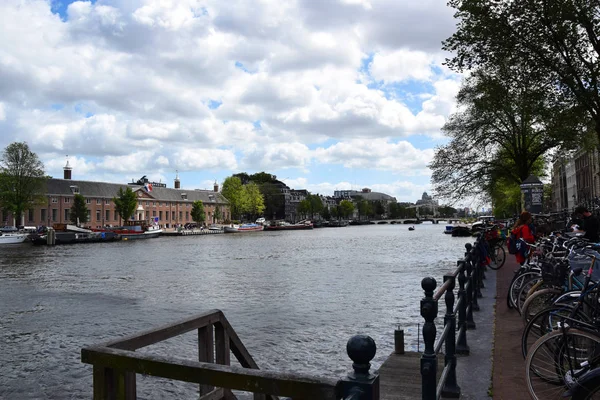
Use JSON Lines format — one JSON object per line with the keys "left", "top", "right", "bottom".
{"left": 0, "top": 223, "right": 472, "bottom": 399}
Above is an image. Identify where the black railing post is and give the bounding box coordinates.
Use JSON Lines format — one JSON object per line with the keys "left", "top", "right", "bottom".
{"left": 456, "top": 261, "right": 470, "bottom": 355}
{"left": 340, "top": 335, "right": 380, "bottom": 400}
{"left": 420, "top": 277, "right": 437, "bottom": 400}
{"left": 441, "top": 274, "right": 460, "bottom": 398}
{"left": 467, "top": 245, "right": 481, "bottom": 312}
{"left": 472, "top": 241, "right": 484, "bottom": 298}
{"left": 464, "top": 257, "right": 476, "bottom": 329}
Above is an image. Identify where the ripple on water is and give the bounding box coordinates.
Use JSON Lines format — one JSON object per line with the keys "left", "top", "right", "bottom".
{"left": 0, "top": 224, "right": 472, "bottom": 399}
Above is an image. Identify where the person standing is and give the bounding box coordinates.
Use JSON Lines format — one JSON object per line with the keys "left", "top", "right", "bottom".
{"left": 512, "top": 211, "right": 536, "bottom": 265}
{"left": 573, "top": 206, "right": 600, "bottom": 242}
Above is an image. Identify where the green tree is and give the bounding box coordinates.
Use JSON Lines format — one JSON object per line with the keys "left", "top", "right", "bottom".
{"left": 430, "top": 64, "right": 579, "bottom": 203}
{"left": 373, "top": 201, "right": 385, "bottom": 218}
{"left": 443, "top": 0, "right": 600, "bottom": 149}
{"left": 221, "top": 176, "right": 245, "bottom": 220}
{"left": 0, "top": 142, "right": 47, "bottom": 226}
{"left": 339, "top": 200, "right": 355, "bottom": 219}
{"left": 357, "top": 198, "right": 370, "bottom": 220}
{"left": 260, "top": 182, "right": 284, "bottom": 220}
{"left": 243, "top": 182, "right": 265, "bottom": 219}
{"left": 191, "top": 200, "right": 205, "bottom": 225}
{"left": 298, "top": 199, "right": 311, "bottom": 219}
{"left": 70, "top": 193, "right": 89, "bottom": 225}
{"left": 113, "top": 187, "right": 138, "bottom": 224}
{"left": 321, "top": 206, "right": 331, "bottom": 220}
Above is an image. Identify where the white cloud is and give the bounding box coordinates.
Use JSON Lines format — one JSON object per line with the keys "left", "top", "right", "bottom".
{"left": 0, "top": 0, "right": 462, "bottom": 198}
{"left": 315, "top": 139, "right": 434, "bottom": 174}
{"left": 370, "top": 49, "right": 435, "bottom": 83}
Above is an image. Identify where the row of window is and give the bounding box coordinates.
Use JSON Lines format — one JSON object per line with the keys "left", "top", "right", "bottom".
{"left": 50, "top": 198, "right": 204, "bottom": 208}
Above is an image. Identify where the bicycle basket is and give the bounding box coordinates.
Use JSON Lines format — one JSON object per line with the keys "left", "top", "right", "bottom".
{"left": 540, "top": 259, "right": 568, "bottom": 286}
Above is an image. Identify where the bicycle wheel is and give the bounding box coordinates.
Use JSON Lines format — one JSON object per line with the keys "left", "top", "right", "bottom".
{"left": 521, "top": 305, "right": 586, "bottom": 358}
{"left": 508, "top": 271, "right": 541, "bottom": 310}
{"left": 516, "top": 276, "right": 544, "bottom": 314}
{"left": 488, "top": 244, "right": 506, "bottom": 270}
{"left": 526, "top": 329, "right": 600, "bottom": 399}
{"left": 521, "top": 288, "right": 563, "bottom": 326}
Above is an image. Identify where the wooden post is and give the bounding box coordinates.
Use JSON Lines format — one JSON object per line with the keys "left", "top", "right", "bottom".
{"left": 441, "top": 275, "right": 460, "bottom": 398}
{"left": 394, "top": 329, "right": 404, "bottom": 355}
{"left": 198, "top": 325, "right": 215, "bottom": 395}
{"left": 420, "top": 277, "right": 437, "bottom": 400}
{"left": 455, "top": 261, "right": 470, "bottom": 355}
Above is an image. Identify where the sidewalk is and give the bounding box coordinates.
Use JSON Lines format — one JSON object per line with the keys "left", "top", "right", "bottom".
{"left": 453, "top": 255, "right": 529, "bottom": 399}
{"left": 492, "top": 256, "right": 528, "bottom": 399}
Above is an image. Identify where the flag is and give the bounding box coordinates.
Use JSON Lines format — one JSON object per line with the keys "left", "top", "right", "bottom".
{"left": 145, "top": 183, "right": 153, "bottom": 192}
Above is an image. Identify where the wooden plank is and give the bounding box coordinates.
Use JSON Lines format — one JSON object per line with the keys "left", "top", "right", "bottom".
{"left": 101, "top": 310, "right": 222, "bottom": 351}
{"left": 82, "top": 346, "right": 338, "bottom": 400}
{"left": 378, "top": 352, "right": 444, "bottom": 400}
{"left": 199, "top": 387, "right": 224, "bottom": 400}
{"left": 93, "top": 365, "right": 111, "bottom": 400}
{"left": 215, "top": 323, "right": 230, "bottom": 366}
{"left": 199, "top": 325, "right": 215, "bottom": 395}
{"left": 217, "top": 316, "right": 260, "bottom": 369}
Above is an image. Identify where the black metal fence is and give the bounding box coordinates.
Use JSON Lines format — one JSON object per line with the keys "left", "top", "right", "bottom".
{"left": 420, "top": 233, "right": 487, "bottom": 400}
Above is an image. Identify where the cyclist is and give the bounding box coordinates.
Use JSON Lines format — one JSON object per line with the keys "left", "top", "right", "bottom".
{"left": 511, "top": 211, "right": 536, "bottom": 265}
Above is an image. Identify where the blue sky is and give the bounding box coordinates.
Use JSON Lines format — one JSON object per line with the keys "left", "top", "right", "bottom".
{"left": 0, "top": 0, "right": 464, "bottom": 204}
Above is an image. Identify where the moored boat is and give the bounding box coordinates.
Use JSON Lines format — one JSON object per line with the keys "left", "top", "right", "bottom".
{"left": 91, "top": 221, "right": 161, "bottom": 240}
{"left": 224, "top": 223, "right": 264, "bottom": 233}
{"left": 263, "top": 220, "right": 314, "bottom": 231}
{"left": 0, "top": 232, "right": 29, "bottom": 244}
{"left": 451, "top": 225, "right": 472, "bottom": 237}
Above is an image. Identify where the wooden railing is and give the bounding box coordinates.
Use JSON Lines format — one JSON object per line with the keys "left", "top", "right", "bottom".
{"left": 81, "top": 309, "right": 380, "bottom": 399}
{"left": 419, "top": 234, "right": 487, "bottom": 400}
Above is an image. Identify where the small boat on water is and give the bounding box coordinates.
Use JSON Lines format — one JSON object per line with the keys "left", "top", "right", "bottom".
{"left": 263, "top": 220, "right": 314, "bottom": 231}
{"left": 91, "top": 221, "right": 161, "bottom": 240}
{"left": 451, "top": 225, "right": 472, "bottom": 237}
{"left": 224, "top": 223, "right": 264, "bottom": 233}
{"left": 30, "top": 224, "right": 121, "bottom": 245}
{"left": 408, "top": 226, "right": 415, "bottom": 231}
{"left": 0, "top": 232, "right": 29, "bottom": 244}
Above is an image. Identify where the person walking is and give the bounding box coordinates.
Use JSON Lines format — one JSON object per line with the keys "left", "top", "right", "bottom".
{"left": 572, "top": 205, "right": 600, "bottom": 242}
{"left": 512, "top": 211, "right": 536, "bottom": 265}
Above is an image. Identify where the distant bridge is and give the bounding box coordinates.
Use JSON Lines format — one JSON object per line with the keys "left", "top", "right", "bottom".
{"left": 366, "top": 218, "right": 461, "bottom": 225}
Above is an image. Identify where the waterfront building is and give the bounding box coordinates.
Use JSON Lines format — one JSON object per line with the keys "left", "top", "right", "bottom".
{"left": 550, "top": 147, "right": 600, "bottom": 212}
{"left": 2, "top": 164, "right": 230, "bottom": 229}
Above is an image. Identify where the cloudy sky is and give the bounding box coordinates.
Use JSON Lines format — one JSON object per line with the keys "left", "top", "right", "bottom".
{"left": 0, "top": 0, "right": 462, "bottom": 203}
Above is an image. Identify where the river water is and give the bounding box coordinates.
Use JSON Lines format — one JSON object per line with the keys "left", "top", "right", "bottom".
{"left": 0, "top": 223, "right": 471, "bottom": 399}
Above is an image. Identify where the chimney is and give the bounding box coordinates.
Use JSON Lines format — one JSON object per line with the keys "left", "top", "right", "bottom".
{"left": 174, "top": 170, "right": 180, "bottom": 189}
{"left": 63, "top": 156, "right": 72, "bottom": 180}
{"left": 213, "top": 180, "right": 219, "bottom": 192}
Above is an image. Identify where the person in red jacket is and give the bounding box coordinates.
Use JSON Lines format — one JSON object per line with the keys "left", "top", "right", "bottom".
{"left": 512, "top": 211, "right": 536, "bottom": 265}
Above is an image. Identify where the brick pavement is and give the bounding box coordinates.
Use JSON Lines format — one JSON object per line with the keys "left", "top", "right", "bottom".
{"left": 492, "top": 256, "right": 529, "bottom": 400}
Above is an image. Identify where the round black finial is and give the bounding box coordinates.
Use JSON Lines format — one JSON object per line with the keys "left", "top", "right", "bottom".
{"left": 347, "top": 335, "right": 376, "bottom": 376}
{"left": 421, "top": 277, "right": 437, "bottom": 292}
{"left": 465, "top": 243, "right": 473, "bottom": 251}
{"left": 347, "top": 335, "right": 376, "bottom": 365}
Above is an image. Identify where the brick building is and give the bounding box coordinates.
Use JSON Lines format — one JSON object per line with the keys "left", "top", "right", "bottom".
{"left": 2, "top": 164, "right": 230, "bottom": 229}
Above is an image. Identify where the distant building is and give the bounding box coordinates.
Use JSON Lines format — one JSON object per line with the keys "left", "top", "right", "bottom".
{"left": 1, "top": 161, "right": 230, "bottom": 228}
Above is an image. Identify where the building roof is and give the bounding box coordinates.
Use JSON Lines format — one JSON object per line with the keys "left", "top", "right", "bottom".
{"left": 46, "top": 178, "right": 229, "bottom": 205}
{"left": 352, "top": 191, "right": 396, "bottom": 202}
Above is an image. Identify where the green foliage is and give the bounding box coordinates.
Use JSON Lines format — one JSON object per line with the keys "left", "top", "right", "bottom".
{"left": 437, "top": 205, "right": 457, "bottom": 218}
{"left": 339, "top": 200, "right": 354, "bottom": 219}
{"left": 259, "top": 182, "right": 284, "bottom": 220}
{"left": 373, "top": 201, "right": 385, "bottom": 217}
{"left": 443, "top": 0, "right": 600, "bottom": 141}
{"left": 113, "top": 187, "right": 137, "bottom": 223}
{"left": 191, "top": 200, "right": 205, "bottom": 225}
{"left": 243, "top": 182, "right": 265, "bottom": 218}
{"left": 298, "top": 199, "right": 311, "bottom": 218}
{"left": 221, "top": 176, "right": 245, "bottom": 220}
{"left": 70, "top": 193, "right": 89, "bottom": 225}
{"left": 0, "top": 142, "right": 47, "bottom": 223}
{"left": 429, "top": 62, "right": 578, "bottom": 203}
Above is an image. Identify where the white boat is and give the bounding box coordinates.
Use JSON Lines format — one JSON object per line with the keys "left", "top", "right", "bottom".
{"left": 224, "top": 223, "right": 264, "bottom": 233}
{"left": 0, "top": 232, "right": 29, "bottom": 244}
